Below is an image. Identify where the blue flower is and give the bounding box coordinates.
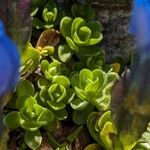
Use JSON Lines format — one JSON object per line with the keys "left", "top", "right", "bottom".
{"left": 0, "top": 21, "right": 20, "bottom": 97}
{"left": 130, "top": 0, "right": 150, "bottom": 47}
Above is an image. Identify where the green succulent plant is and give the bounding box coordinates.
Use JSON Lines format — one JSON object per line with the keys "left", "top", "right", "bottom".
{"left": 59, "top": 17, "right": 103, "bottom": 62}
{"left": 31, "top": 0, "right": 47, "bottom": 17}
{"left": 71, "top": 4, "right": 95, "bottom": 20}
{"left": 33, "top": 0, "right": 58, "bottom": 29}
{"left": 87, "top": 111, "right": 136, "bottom": 150}
{"left": 20, "top": 43, "right": 40, "bottom": 75}
{"left": 70, "top": 68, "right": 119, "bottom": 111}
{"left": 39, "top": 46, "right": 55, "bottom": 57}
{"left": 4, "top": 95, "right": 54, "bottom": 131}
{"left": 38, "top": 75, "right": 75, "bottom": 120}
{"left": 4, "top": 80, "right": 54, "bottom": 150}
{"left": 41, "top": 59, "right": 69, "bottom": 80}
{"left": 4, "top": 80, "right": 54, "bottom": 131}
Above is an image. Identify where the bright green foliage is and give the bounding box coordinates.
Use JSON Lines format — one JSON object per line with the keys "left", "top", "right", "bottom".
{"left": 87, "top": 111, "right": 136, "bottom": 150}
{"left": 41, "top": 59, "right": 69, "bottom": 80}
{"left": 71, "top": 4, "right": 95, "bottom": 20}
{"left": 40, "top": 46, "right": 55, "bottom": 57}
{"left": 70, "top": 69, "right": 119, "bottom": 111}
{"left": 24, "top": 130, "right": 42, "bottom": 150}
{"left": 38, "top": 75, "right": 75, "bottom": 120}
{"left": 5, "top": 0, "right": 148, "bottom": 149}
{"left": 60, "top": 17, "right": 102, "bottom": 47}
{"left": 4, "top": 80, "right": 54, "bottom": 150}
{"left": 16, "top": 79, "right": 35, "bottom": 97}
{"left": 32, "top": 0, "right": 57, "bottom": 29}
{"left": 20, "top": 43, "right": 40, "bottom": 75}
{"left": 59, "top": 17, "right": 103, "bottom": 62}
{"left": 4, "top": 80, "right": 54, "bottom": 131}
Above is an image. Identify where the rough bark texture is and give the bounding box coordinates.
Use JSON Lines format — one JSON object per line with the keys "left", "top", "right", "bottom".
{"left": 91, "top": 0, "right": 135, "bottom": 63}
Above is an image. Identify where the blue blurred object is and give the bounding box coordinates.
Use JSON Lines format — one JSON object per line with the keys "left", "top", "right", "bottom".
{"left": 110, "top": 0, "right": 150, "bottom": 143}
{"left": 0, "top": 20, "right": 20, "bottom": 97}
{"left": 130, "top": 0, "right": 150, "bottom": 48}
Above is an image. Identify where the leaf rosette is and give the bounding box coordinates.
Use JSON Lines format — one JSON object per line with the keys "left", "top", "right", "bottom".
{"left": 59, "top": 17, "right": 103, "bottom": 61}
{"left": 71, "top": 69, "right": 119, "bottom": 110}
{"left": 38, "top": 75, "right": 75, "bottom": 120}
{"left": 4, "top": 80, "right": 54, "bottom": 131}
{"left": 87, "top": 111, "right": 137, "bottom": 150}
{"left": 33, "top": 0, "right": 57, "bottom": 29}
{"left": 87, "top": 111, "right": 118, "bottom": 150}
{"left": 41, "top": 59, "right": 69, "bottom": 81}
{"left": 4, "top": 95, "right": 54, "bottom": 131}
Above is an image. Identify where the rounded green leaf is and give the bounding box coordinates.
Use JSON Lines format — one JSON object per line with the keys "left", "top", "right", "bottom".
{"left": 38, "top": 78, "right": 49, "bottom": 89}
{"left": 88, "top": 34, "right": 103, "bottom": 45}
{"left": 79, "top": 69, "right": 92, "bottom": 89}
{"left": 92, "top": 69, "right": 107, "bottom": 90}
{"left": 87, "top": 112, "right": 103, "bottom": 145}
{"left": 71, "top": 17, "right": 85, "bottom": 38}
{"left": 16, "top": 80, "right": 35, "bottom": 97}
{"left": 47, "top": 100, "right": 66, "bottom": 111}
{"left": 97, "top": 111, "right": 112, "bottom": 130}
{"left": 39, "top": 86, "right": 49, "bottom": 103}
{"left": 100, "top": 122, "right": 116, "bottom": 150}
{"left": 58, "top": 45, "right": 72, "bottom": 62}
{"left": 70, "top": 98, "right": 89, "bottom": 110}
{"left": 53, "top": 76, "right": 70, "bottom": 88}
{"left": 24, "top": 130, "right": 42, "bottom": 150}
{"left": 22, "top": 44, "right": 40, "bottom": 71}
{"left": 41, "top": 60, "right": 50, "bottom": 73}
{"left": 4, "top": 112, "right": 21, "bottom": 128}
{"left": 74, "top": 26, "right": 91, "bottom": 44}
{"left": 16, "top": 95, "right": 37, "bottom": 110}
{"left": 60, "top": 17, "right": 72, "bottom": 37}
{"left": 85, "top": 79, "right": 99, "bottom": 98}
{"left": 37, "top": 106, "right": 54, "bottom": 125}
{"left": 75, "top": 87, "right": 87, "bottom": 101}
{"left": 43, "top": 8, "right": 54, "bottom": 22}
{"left": 66, "top": 37, "right": 79, "bottom": 51}
{"left": 20, "top": 120, "right": 41, "bottom": 131}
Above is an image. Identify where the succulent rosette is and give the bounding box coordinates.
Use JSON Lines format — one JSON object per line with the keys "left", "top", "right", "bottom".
{"left": 87, "top": 111, "right": 118, "bottom": 150}
{"left": 87, "top": 111, "right": 137, "bottom": 150}
{"left": 38, "top": 75, "right": 75, "bottom": 120}
{"left": 32, "top": 0, "right": 57, "bottom": 29}
{"left": 70, "top": 69, "right": 119, "bottom": 111}
{"left": 59, "top": 17, "right": 103, "bottom": 62}
{"left": 4, "top": 80, "right": 54, "bottom": 131}
{"left": 40, "top": 59, "right": 69, "bottom": 81}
